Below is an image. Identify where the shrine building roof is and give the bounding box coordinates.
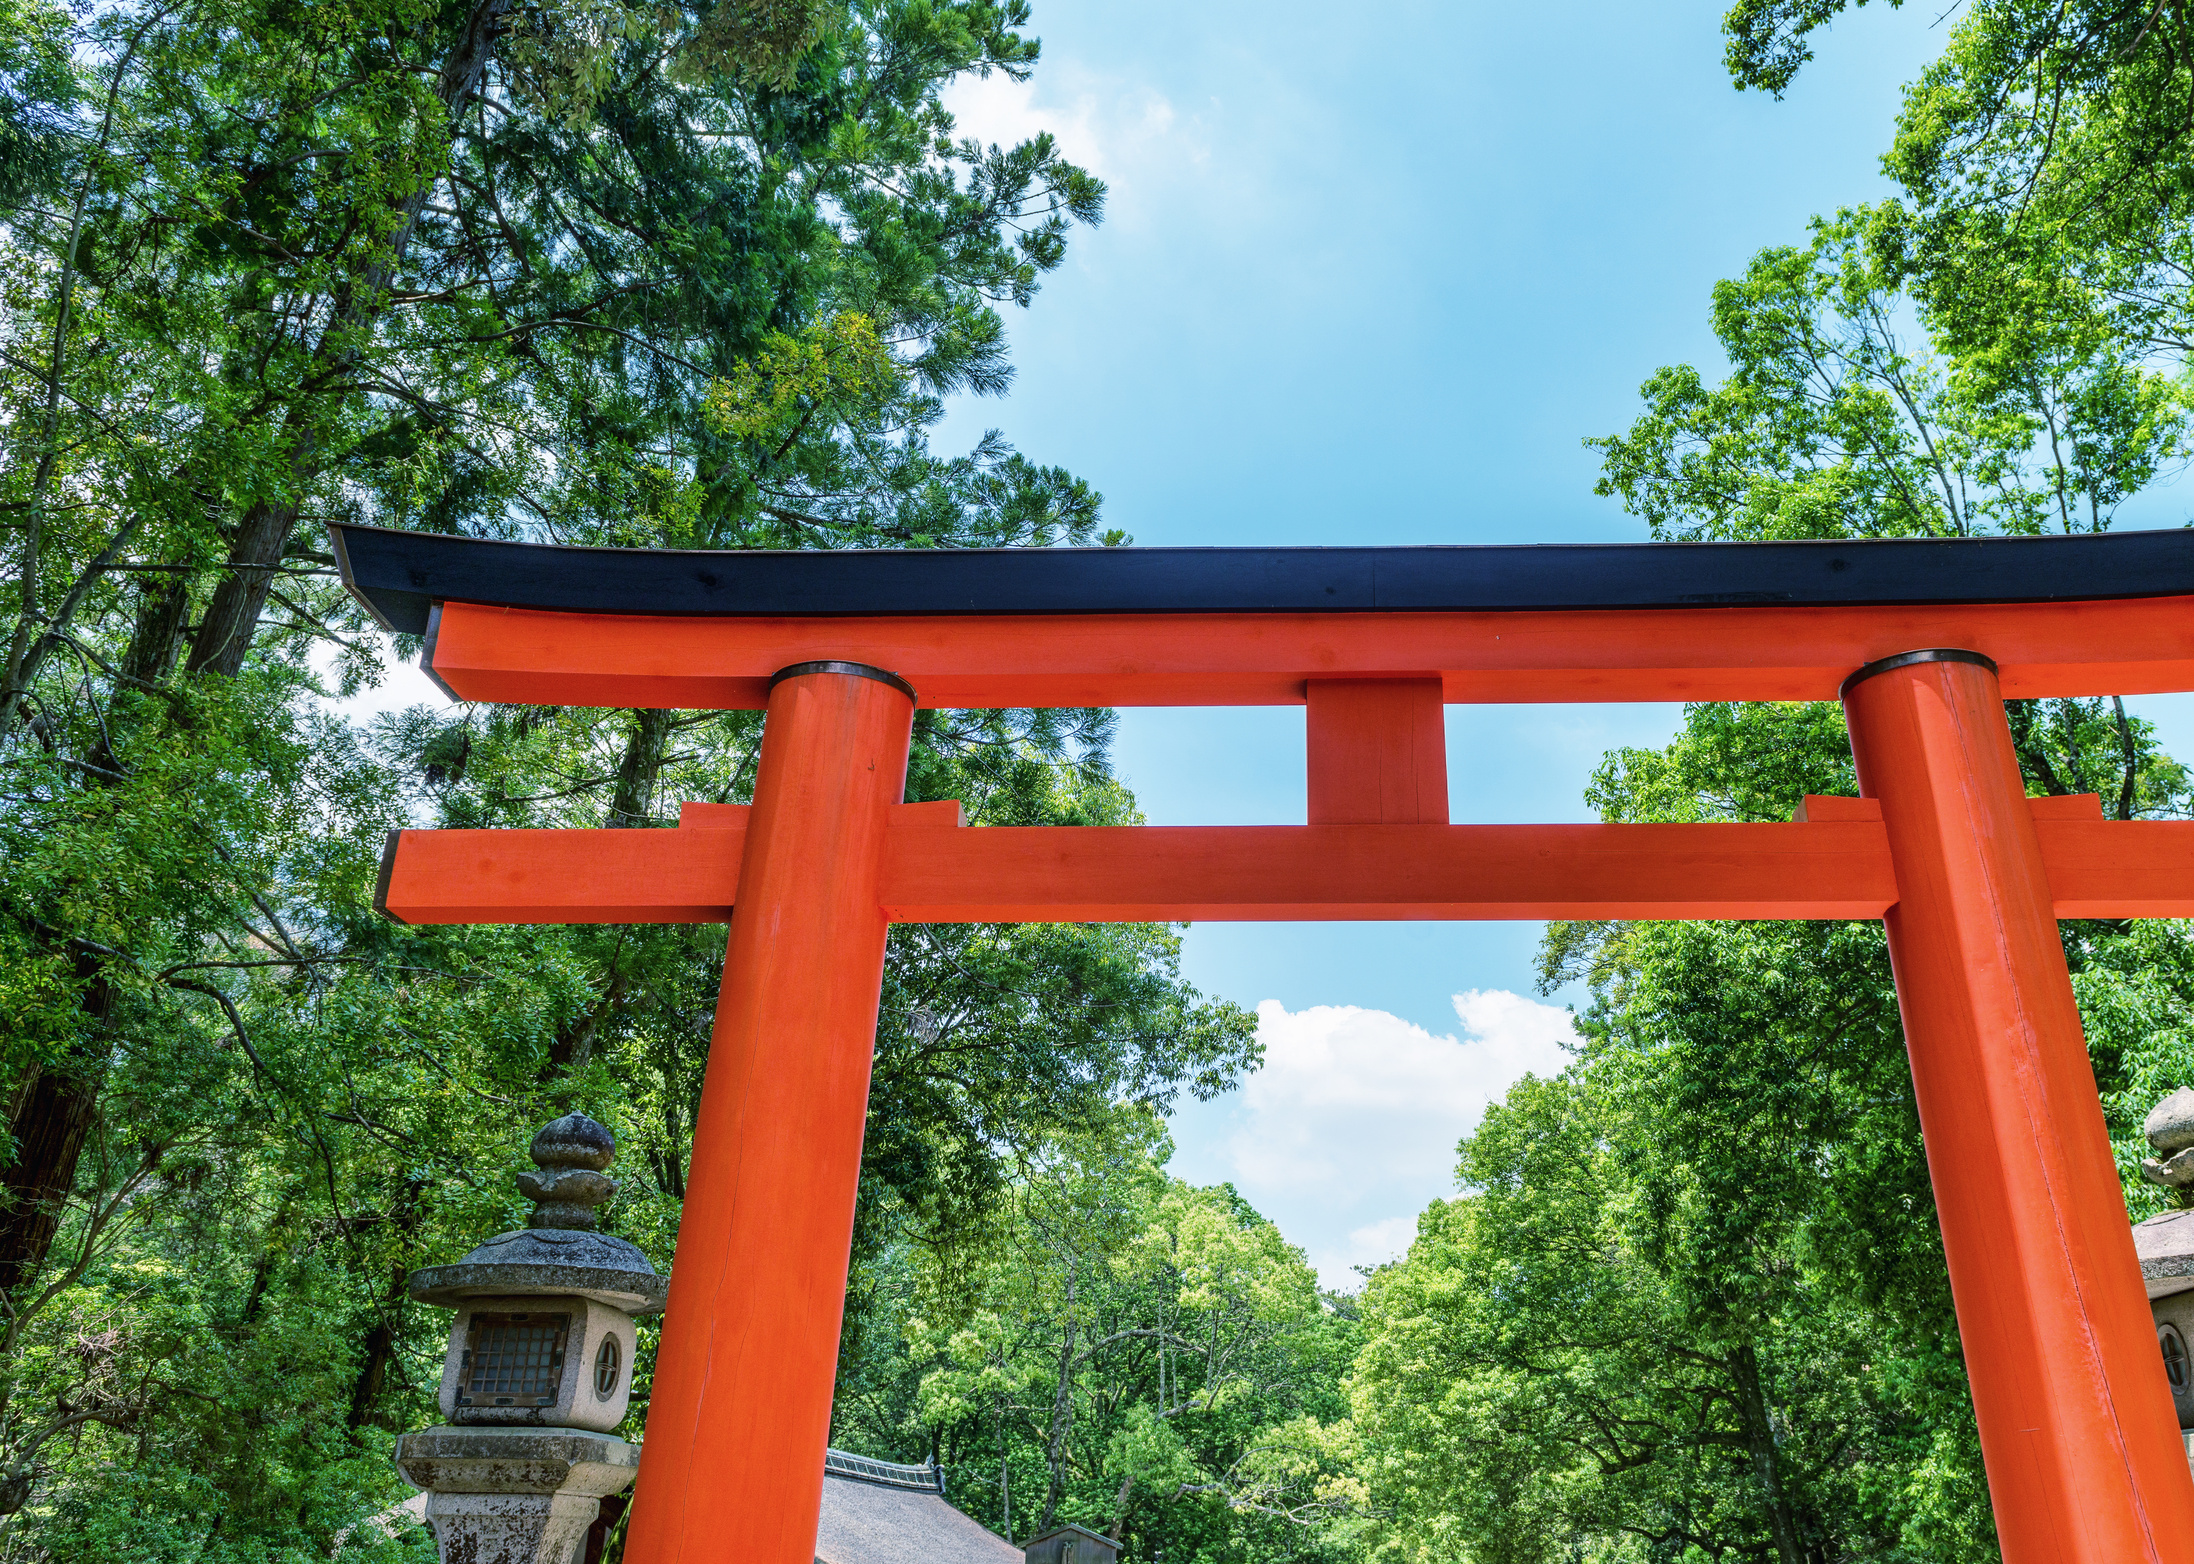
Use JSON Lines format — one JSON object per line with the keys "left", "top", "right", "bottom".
{"left": 812, "top": 1449, "right": 1015, "bottom": 1564}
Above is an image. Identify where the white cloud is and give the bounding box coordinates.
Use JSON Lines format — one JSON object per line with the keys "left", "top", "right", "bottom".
{"left": 1334, "top": 1214, "right": 1422, "bottom": 1276}
{"left": 1228, "top": 991, "right": 1575, "bottom": 1195}
{"left": 939, "top": 65, "right": 1208, "bottom": 229}
{"left": 1179, "top": 991, "right": 1577, "bottom": 1288}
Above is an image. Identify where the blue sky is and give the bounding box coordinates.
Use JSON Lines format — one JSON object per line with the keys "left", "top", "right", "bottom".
{"left": 928, "top": 0, "right": 2194, "bottom": 1284}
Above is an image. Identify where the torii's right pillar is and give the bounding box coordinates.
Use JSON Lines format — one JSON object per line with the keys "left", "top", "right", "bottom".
{"left": 1843, "top": 648, "right": 2194, "bottom": 1562}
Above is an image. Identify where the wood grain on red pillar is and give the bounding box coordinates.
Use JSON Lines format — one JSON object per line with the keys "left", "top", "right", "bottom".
{"left": 1306, "top": 678, "right": 1448, "bottom": 824}
{"left": 1844, "top": 651, "right": 2194, "bottom": 1564}
{"left": 619, "top": 664, "right": 914, "bottom": 1564}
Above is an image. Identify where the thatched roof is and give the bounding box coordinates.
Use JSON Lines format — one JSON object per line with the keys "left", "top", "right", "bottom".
{"left": 813, "top": 1459, "right": 1017, "bottom": 1564}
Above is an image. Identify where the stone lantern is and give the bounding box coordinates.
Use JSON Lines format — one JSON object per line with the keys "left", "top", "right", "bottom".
{"left": 395, "top": 1112, "right": 669, "bottom": 1564}
{"left": 2133, "top": 1087, "right": 2194, "bottom": 1459}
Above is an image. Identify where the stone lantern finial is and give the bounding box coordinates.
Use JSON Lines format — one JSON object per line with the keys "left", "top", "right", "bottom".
{"left": 520, "top": 1112, "right": 618, "bottom": 1230}
{"left": 395, "top": 1112, "right": 668, "bottom": 1564}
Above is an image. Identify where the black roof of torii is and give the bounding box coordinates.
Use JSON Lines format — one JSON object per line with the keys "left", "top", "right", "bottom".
{"left": 326, "top": 522, "right": 2194, "bottom": 638}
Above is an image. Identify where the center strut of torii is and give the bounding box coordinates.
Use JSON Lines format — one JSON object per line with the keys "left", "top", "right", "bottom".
{"left": 335, "top": 522, "right": 2194, "bottom": 1564}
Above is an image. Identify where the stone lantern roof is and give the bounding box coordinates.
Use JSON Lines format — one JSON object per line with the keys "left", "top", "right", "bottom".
{"left": 407, "top": 1112, "right": 668, "bottom": 1315}
{"left": 2136, "top": 1087, "right": 2194, "bottom": 1301}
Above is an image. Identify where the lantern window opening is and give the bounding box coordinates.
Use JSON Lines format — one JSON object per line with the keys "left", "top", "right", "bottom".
{"left": 2161, "top": 1320, "right": 2190, "bottom": 1392}
{"left": 458, "top": 1312, "right": 569, "bottom": 1408}
{"left": 595, "top": 1334, "right": 622, "bottom": 1400}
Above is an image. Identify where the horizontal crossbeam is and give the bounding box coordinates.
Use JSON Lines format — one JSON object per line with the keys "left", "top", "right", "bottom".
{"left": 419, "top": 597, "right": 2194, "bottom": 710}
{"left": 375, "top": 795, "right": 2194, "bottom": 926}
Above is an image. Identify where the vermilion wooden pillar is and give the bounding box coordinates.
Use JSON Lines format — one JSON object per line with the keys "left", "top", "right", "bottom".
{"left": 621, "top": 660, "right": 916, "bottom": 1564}
{"left": 1843, "top": 649, "right": 2194, "bottom": 1564}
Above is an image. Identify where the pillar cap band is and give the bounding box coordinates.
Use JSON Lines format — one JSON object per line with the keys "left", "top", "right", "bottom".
{"left": 767, "top": 660, "right": 917, "bottom": 703}
{"left": 1839, "top": 647, "right": 1998, "bottom": 700}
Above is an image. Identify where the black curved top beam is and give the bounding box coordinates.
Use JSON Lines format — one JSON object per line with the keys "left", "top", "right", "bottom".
{"left": 327, "top": 521, "right": 2194, "bottom": 637}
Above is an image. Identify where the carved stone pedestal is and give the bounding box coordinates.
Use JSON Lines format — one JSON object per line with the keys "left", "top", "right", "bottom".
{"left": 397, "top": 1427, "right": 639, "bottom": 1564}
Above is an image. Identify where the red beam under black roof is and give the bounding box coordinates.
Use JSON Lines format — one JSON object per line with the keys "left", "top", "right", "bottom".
{"left": 327, "top": 522, "right": 2194, "bottom": 638}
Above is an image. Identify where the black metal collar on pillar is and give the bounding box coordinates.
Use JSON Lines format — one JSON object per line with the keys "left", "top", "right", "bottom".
{"left": 1840, "top": 648, "right": 1999, "bottom": 701}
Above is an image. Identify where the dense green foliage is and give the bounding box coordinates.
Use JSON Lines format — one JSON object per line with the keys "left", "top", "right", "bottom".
{"left": 837, "top": 1119, "right": 1361, "bottom": 1563}
{"left": 1342, "top": 698, "right": 2194, "bottom": 1563}
{"left": 1348, "top": 710, "right": 1984, "bottom": 1564}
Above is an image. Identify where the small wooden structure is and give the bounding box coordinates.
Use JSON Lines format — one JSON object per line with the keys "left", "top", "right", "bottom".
{"left": 1020, "top": 1522, "right": 1120, "bottom": 1564}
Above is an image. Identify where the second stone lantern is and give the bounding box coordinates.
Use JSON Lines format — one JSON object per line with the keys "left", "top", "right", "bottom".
{"left": 396, "top": 1112, "right": 669, "bottom": 1564}
{"left": 2134, "top": 1086, "right": 2194, "bottom": 1468}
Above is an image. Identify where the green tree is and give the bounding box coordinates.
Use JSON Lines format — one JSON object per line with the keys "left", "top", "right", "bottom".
{"left": 865, "top": 1119, "right": 1359, "bottom": 1564}
{"left": 0, "top": 0, "right": 1254, "bottom": 1552}
{"left": 1590, "top": 208, "right": 2192, "bottom": 544}
{"left": 1350, "top": 713, "right": 1996, "bottom": 1564}
{"left": 1720, "top": 0, "right": 2194, "bottom": 396}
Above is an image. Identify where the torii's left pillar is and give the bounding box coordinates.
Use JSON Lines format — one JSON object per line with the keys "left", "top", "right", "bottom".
{"left": 621, "top": 660, "right": 916, "bottom": 1564}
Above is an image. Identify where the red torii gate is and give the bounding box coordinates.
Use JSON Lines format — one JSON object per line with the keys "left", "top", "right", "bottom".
{"left": 334, "top": 522, "right": 2194, "bottom": 1564}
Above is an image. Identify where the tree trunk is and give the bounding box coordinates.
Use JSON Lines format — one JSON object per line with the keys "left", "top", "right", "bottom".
{"left": 0, "top": 1064, "right": 101, "bottom": 1298}
{"left": 184, "top": 0, "right": 511, "bottom": 681}
{"left": 651, "top": 1095, "right": 687, "bottom": 1200}
{"left": 606, "top": 708, "right": 673, "bottom": 827}
{"left": 1731, "top": 1343, "right": 1807, "bottom": 1564}
{"left": 2, "top": 574, "right": 197, "bottom": 1292}
{"left": 1037, "top": 1261, "right": 1076, "bottom": 1535}
{"left": 121, "top": 577, "right": 191, "bottom": 686}
{"left": 1107, "top": 1474, "right": 1132, "bottom": 1541}
{"left": 0, "top": 950, "right": 116, "bottom": 1298}
{"left": 239, "top": 1186, "right": 301, "bottom": 1326}
{"left": 80, "top": 577, "right": 189, "bottom": 785}
{"left": 184, "top": 498, "right": 300, "bottom": 678}
{"left": 344, "top": 1179, "right": 427, "bottom": 1431}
